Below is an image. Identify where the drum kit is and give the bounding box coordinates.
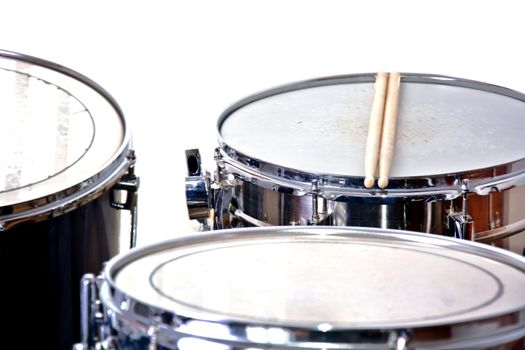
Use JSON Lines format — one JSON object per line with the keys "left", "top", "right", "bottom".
{"left": 1, "top": 50, "right": 525, "bottom": 349}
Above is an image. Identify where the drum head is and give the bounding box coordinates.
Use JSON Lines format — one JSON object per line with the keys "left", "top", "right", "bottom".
{"left": 219, "top": 74, "right": 525, "bottom": 178}
{"left": 0, "top": 51, "right": 127, "bottom": 209}
{"left": 109, "top": 227, "right": 525, "bottom": 333}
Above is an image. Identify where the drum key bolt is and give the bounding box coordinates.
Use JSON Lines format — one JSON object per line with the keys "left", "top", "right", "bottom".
{"left": 309, "top": 179, "right": 320, "bottom": 224}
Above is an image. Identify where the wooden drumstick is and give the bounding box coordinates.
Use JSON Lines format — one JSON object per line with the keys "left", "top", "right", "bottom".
{"left": 364, "top": 72, "right": 389, "bottom": 188}
{"left": 378, "top": 72, "right": 401, "bottom": 189}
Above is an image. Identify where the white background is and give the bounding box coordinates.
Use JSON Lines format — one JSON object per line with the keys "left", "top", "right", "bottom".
{"left": 2, "top": 0, "right": 525, "bottom": 246}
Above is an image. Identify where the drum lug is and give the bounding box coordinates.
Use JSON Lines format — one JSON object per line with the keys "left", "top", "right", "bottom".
{"left": 446, "top": 180, "right": 474, "bottom": 240}
{"left": 447, "top": 212, "right": 474, "bottom": 240}
{"left": 110, "top": 150, "right": 140, "bottom": 248}
{"left": 185, "top": 149, "right": 212, "bottom": 230}
{"left": 111, "top": 150, "right": 139, "bottom": 210}
{"left": 214, "top": 184, "right": 233, "bottom": 230}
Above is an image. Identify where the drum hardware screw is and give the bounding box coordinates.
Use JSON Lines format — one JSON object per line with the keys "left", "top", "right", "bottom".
{"left": 225, "top": 173, "right": 236, "bottom": 186}
{"left": 387, "top": 330, "right": 410, "bottom": 350}
{"left": 214, "top": 148, "right": 225, "bottom": 184}
{"left": 147, "top": 323, "right": 160, "bottom": 350}
{"left": 52, "top": 205, "right": 66, "bottom": 217}
{"left": 460, "top": 180, "right": 474, "bottom": 240}
{"left": 213, "top": 147, "right": 222, "bottom": 161}
{"left": 309, "top": 180, "right": 320, "bottom": 224}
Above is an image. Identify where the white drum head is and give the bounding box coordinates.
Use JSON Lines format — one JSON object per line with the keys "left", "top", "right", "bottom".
{"left": 219, "top": 76, "right": 525, "bottom": 177}
{"left": 111, "top": 227, "right": 525, "bottom": 329}
{"left": 0, "top": 52, "right": 126, "bottom": 207}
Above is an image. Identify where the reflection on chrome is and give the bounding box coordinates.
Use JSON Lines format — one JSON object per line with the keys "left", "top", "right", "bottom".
{"left": 317, "top": 323, "right": 333, "bottom": 332}
{"left": 381, "top": 204, "right": 387, "bottom": 229}
{"left": 179, "top": 320, "right": 232, "bottom": 338}
{"left": 177, "top": 321, "right": 232, "bottom": 350}
{"left": 177, "top": 337, "right": 230, "bottom": 350}
{"left": 246, "top": 326, "right": 290, "bottom": 344}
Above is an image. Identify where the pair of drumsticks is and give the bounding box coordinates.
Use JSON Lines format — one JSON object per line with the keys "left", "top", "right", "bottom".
{"left": 364, "top": 72, "right": 401, "bottom": 189}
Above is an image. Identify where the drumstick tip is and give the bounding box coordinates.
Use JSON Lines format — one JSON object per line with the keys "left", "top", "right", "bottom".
{"left": 364, "top": 177, "right": 375, "bottom": 189}
{"left": 378, "top": 177, "right": 388, "bottom": 189}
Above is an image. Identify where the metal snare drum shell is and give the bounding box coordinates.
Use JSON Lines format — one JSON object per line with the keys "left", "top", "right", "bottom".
{"left": 190, "top": 73, "right": 525, "bottom": 254}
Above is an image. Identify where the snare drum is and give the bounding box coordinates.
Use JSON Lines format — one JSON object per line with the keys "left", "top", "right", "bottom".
{"left": 77, "top": 226, "right": 525, "bottom": 349}
{"left": 185, "top": 74, "right": 525, "bottom": 253}
{"left": 0, "top": 50, "right": 138, "bottom": 349}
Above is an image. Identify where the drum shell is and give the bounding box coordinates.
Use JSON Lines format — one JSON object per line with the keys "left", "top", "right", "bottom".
{"left": 93, "top": 320, "right": 525, "bottom": 350}
{"left": 0, "top": 190, "right": 121, "bottom": 350}
{"left": 226, "top": 174, "right": 525, "bottom": 253}
{"left": 201, "top": 73, "right": 525, "bottom": 254}
{"left": 93, "top": 227, "right": 525, "bottom": 350}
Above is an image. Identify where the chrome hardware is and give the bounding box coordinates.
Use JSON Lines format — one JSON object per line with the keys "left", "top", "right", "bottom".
{"left": 212, "top": 148, "right": 238, "bottom": 230}
{"left": 233, "top": 208, "right": 272, "bottom": 227}
{"left": 446, "top": 180, "right": 474, "bottom": 240}
{"left": 476, "top": 217, "right": 525, "bottom": 243}
{"left": 475, "top": 169, "right": 525, "bottom": 195}
{"left": 74, "top": 273, "right": 111, "bottom": 350}
{"left": 81, "top": 274, "right": 97, "bottom": 349}
{"left": 388, "top": 330, "right": 410, "bottom": 350}
{"left": 94, "top": 336, "right": 119, "bottom": 350}
{"left": 185, "top": 149, "right": 211, "bottom": 230}
{"left": 447, "top": 213, "right": 473, "bottom": 240}
{"left": 110, "top": 149, "right": 140, "bottom": 248}
{"left": 147, "top": 324, "right": 159, "bottom": 350}
{"left": 214, "top": 147, "right": 224, "bottom": 186}
{"left": 218, "top": 148, "right": 462, "bottom": 201}
{"left": 75, "top": 274, "right": 98, "bottom": 350}
{"left": 214, "top": 185, "right": 233, "bottom": 229}
{"left": 309, "top": 179, "right": 320, "bottom": 225}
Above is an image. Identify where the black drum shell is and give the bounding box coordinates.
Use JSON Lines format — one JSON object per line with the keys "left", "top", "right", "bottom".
{"left": 0, "top": 190, "right": 120, "bottom": 350}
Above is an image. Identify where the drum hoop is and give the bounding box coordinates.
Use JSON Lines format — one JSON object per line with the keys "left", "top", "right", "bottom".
{"left": 101, "top": 227, "right": 525, "bottom": 348}
{"left": 216, "top": 73, "right": 525, "bottom": 198}
{"left": 0, "top": 49, "right": 131, "bottom": 228}
{"left": 219, "top": 147, "right": 463, "bottom": 200}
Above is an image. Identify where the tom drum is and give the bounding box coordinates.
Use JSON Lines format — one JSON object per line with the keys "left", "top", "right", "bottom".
{"left": 76, "top": 226, "right": 525, "bottom": 349}
{"left": 0, "top": 50, "right": 139, "bottom": 350}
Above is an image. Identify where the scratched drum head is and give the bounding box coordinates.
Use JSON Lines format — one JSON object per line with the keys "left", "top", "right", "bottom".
{"left": 218, "top": 74, "right": 525, "bottom": 178}
{"left": 0, "top": 51, "right": 128, "bottom": 211}
{"left": 106, "top": 227, "right": 525, "bottom": 346}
